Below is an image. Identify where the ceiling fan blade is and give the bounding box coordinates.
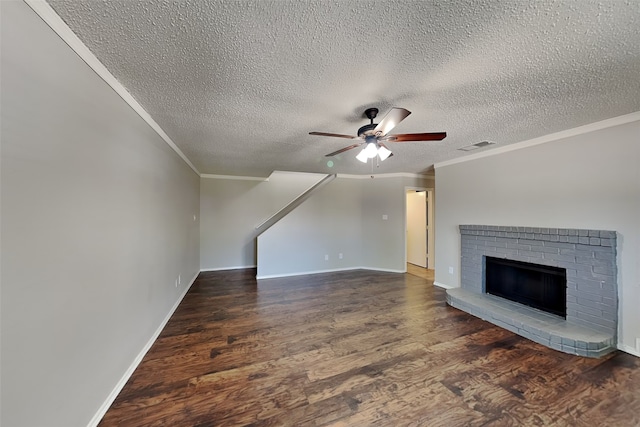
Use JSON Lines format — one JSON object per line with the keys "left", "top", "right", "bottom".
{"left": 385, "top": 132, "right": 447, "bottom": 142}
{"left": 309, "top": 132, "right": 357, "bottom": 139}
{"left": 325, "top": 143, "right": 363, "bottom": 157}
{"left": 373, "top": 107, "right": 411, "bottom": 136}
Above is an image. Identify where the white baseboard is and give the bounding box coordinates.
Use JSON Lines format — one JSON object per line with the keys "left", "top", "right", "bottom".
{"left": 200, "top": 265, "right": 256, "bottom": 272}
{"left": 434, "top": 281, "right": 456, "bottom": 290}
{"left": 256, "top": 266, "right": 358, "bottom": 280}
{"left": 362, "top": 266, "right": 406, "bottom": 274}
{"left": 618, "top": 343, "right": 640, "bottom": 358}
{"left": 87, "top": 271, "right": 199, "bottom": 427}
{"left": 256, "top": 266, "right": 407, "bottom": 280}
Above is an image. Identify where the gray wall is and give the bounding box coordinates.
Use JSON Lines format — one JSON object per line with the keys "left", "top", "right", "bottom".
{"left": 361, "top": 176, "right": 431, "bottom": 272}
{"left": 200, "top": 172, "right": 325, "bottom": 270}
{"left": 1, "top": 2, "right": 200, "bottom": 426}
{"left": 434, "top": 120, "right": 640, "bottom": 354}
{"left": 257, "top": 177, "right": 363, "bottom": 277}
{"left": 258, "top": 175, "right": 432, "bottom": 278}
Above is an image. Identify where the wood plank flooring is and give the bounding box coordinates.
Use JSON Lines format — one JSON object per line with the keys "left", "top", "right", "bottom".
{"left": 99, "top": 269, "right": 640, "bottom": 426}
{"left": 406, "top": 263, "right": 434, "bottom": 281}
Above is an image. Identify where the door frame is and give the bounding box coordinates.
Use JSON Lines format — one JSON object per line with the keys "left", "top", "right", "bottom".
{"left": 404, "top": 186, "right": 434, "bottom": 269}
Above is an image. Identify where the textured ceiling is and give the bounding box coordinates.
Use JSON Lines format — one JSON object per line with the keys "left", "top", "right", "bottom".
{"left": 47, "top": 0, "right": 640, "bottom": 177}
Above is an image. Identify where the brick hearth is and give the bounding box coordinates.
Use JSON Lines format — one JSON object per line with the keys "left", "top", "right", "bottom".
{"left": 446, "top": 225, "right": 618, "bottom": 357}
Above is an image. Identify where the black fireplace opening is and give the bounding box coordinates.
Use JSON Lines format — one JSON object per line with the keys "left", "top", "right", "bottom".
{"left": 485, "top": 256, "right": 567, "bottom": 318}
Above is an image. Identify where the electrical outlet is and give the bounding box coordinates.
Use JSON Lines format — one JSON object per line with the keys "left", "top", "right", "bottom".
{"left": 339, "top": 253, "right": 343, "bottom": 259}
{"left": 382, "top": 214, "right": 388, "bottom": 220}
{"left": 325, "top": 254, "right": 329, "bottom": 261}
{"left": 448, "top": 266, "right": 454, "bottom": 274}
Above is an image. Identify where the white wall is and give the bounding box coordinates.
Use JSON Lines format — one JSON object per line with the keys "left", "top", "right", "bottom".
{"left": 257, "top": 175, "right": 432, "bottom": 278}
{"left": 434, "top": 118, "right": 640, "bottom": 355}
{"left": 1, "top": 2, "right": 200, "bottom": 426}
{"left": 200, "top": 172, "right": 325, "bottom": 270}
{"left": 257, "top": 177, "right": 363, "bottom": 277}
{"left": 361, "top": 177, "right": 410, "bottom": 272}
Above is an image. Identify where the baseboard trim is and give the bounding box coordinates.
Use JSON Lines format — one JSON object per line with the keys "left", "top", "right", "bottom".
{"left": 618, "top": 343, "right": 640, "bottom": 358}
{"left": 256, "top": 266, "right": 405, "bottom": 280}
{"left": 257, "top": 267, "right": 358, "bottom": 280}
{"left": 434, "top": 281, "right": 456, "bottom": 290}
{"left": 87, "top": 271, "right": 199, "bottom": 427}
{"left": 200, "top": 265, "right": 256, "bottom": 272}
{"left": 361, "top": 266, "right": 406, "bottom": 274}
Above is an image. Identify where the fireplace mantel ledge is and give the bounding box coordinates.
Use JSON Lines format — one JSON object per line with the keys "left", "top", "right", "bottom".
{"left": 447, "top": 287, "right": 615, "bottom": 358}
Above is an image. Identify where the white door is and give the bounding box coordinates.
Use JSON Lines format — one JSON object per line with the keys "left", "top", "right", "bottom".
{"left": 406, "top": 191, "right": 427, "bottom": 268}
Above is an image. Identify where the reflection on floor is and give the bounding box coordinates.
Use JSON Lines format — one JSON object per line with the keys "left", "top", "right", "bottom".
{"left": 406, "top": 263, "right": 434, "bottom": 281}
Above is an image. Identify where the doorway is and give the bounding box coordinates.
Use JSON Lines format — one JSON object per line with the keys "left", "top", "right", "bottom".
{"left": 405, "top": 188, "right": 434, "bottom": 270}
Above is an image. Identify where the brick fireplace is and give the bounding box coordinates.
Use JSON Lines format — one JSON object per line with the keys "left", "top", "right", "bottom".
{"left": 446, "top": 225, "right": 618, "bottom": 357}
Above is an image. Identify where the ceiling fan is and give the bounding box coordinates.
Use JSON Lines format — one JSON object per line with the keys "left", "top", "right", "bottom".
{"left": 310, "top": 107, "right": 446, "bottom": 163}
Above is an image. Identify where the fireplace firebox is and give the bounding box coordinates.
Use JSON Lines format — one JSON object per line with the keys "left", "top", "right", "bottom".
{"left": 485, "top": 256, "right": 566, "bottom": 318}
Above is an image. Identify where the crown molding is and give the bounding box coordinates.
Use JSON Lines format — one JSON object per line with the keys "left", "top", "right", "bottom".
{"left": 201, "top": 172, "right": 433, "bottom": 181}
{"left": 268, "top": 170, "right": 327, "bottom": 177}
{"left": 200, "top": 174, "right": 269, "bottom": 181}
{"left": 24, "top": 0, "right": 200, "bottom": 176}
{"left": 200, "top": 170, "right": 335, "bottom": 181}
{"left": 435, "top": 111, "right": 640, "bottom": 169}
{"left": 337, "top": 172, "right": 433, "bottom": 180}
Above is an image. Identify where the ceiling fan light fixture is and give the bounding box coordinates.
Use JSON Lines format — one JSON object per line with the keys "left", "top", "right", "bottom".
{"left": 364, "top": 142, "right": 378, "bottom": 159}
{"left": 356, "top": 149, "right": 369, "bottom": 163}
{"left": 377, "top": 145, "right": 392, "bottom": 161}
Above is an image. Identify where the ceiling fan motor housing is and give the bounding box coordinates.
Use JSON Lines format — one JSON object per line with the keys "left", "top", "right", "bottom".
{"left": 357, "top": 123, "right": 378, "bottom": 137}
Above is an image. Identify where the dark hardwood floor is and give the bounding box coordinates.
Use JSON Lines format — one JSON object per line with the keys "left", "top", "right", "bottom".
{"left": 99, "top": 269, "right": 640, "bottom": 426}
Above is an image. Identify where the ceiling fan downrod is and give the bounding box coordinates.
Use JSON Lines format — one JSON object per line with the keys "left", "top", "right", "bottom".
{"left": 358, "top": 108, "right": 379, "bottom": 137}
{"left": 364, "top": 107, "right": 378, "bottom": 124}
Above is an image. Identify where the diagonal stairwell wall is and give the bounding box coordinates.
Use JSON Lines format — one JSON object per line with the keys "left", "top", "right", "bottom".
{"left": 255, "top": 174, "right": 336, "bottom": 236}
{"left": 200, "top": 171, "right": 332, "bottom": 271}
